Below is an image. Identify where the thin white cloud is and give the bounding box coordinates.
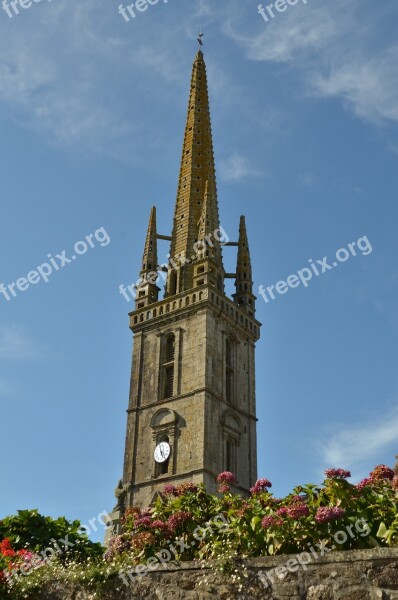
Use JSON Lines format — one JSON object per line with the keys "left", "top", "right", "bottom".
{"left": 219, "top": 152, "right": 264, "bottom": 182}
{"left": 316, "top": 405, "right": 398, "bottom": 475}
{"left": 224, "top": 0, "right": 398, "bottom": 128}
{"left": 312, "top": 48, "right": 398, "bottom": 125}
{"left": 224, "top": 4, "right": 337, "bottom": 63}
{"left": 0, "top": 326, "right": 45, "bottom": 360}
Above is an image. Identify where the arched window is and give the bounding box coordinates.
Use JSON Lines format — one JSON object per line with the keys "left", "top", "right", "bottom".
{"left": 225, "top": 339, "right": 234, "bottom": 405}
{"left": 222, "top": 412, "right": 242, "bottom": 482}
{"left": 162, "top": 334, "right": 175, "bottom": 400}
{"left": 156, "top": 435, "right": 170, "bottom": 477}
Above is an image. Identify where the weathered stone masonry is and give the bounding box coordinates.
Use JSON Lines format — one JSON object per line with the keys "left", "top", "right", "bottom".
{"left": 30, "top": 548, "right": 398, "bottom": 599}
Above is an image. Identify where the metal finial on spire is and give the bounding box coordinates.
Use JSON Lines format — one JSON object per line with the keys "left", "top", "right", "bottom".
{"left": 197, "top": 30, "right": 204, "bottom": 47}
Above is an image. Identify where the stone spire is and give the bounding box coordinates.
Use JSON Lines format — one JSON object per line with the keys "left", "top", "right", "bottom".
{"left": 233, "top": 216, "right": 256, "bottom": 317}
{"left": 141, "top": 206, "right": 157, "bottom": 275}
{"left": 135, "top": 206, "right": 159, "bottom": 308}
{"left": 167, "top": 50, "right": 222, "bottom": 295}
{"left": 193, "top": 179, "right": 224, "bottom": 290}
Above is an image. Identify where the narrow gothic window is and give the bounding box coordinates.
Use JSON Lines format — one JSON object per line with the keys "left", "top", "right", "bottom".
{"left": 169, "top": 271, "right": 177, "bottom": 295}
{"left": 162, "top": 334, "right": 175, "bottom": 400}
{"left": 226, "top": 439, "right": 237, "bottom": 474}
{"left": 225, "top": 339, "right": 234, "bottom": 405}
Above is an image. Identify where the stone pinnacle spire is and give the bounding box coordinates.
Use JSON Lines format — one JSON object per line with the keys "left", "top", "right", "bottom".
{"left": 141, "top": 206, "right": 157, "bottom": 275}
{"left": 167, "top": 50, "right": 222, "bottom": 295}
{"left": 135, "top": 206, "right": 159, "bottom": 308}
{"left": 197, "top": 180, "right": 222, "bottom": 263}
{"left": 233, "top": 216, "right": 255, "bottom": 316}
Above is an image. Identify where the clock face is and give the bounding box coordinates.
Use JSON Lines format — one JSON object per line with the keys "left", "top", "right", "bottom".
{"left": 154, "top": 442, "right": 171, "bottom": 464}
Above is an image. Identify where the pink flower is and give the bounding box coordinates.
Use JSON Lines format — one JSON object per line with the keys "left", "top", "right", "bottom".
{"left": 370, "top": 465, "right": 395, "bottom": 482}
{"left": 315, "top": 506, "right": 345, "bottom": 524}
{"left": 261, "top": 515, "right": 282, "bottom": 529}
{"left": 163, "top": 484, "right": 178, "bottom": 496}
{"left": 286, "top": 504, "right": 309, "bottom": 519}
{"left": 250, "top": 478, "right": 272, "bottom": 494}
{"left": 167, "top": 511, "right": 192, "bottom": 532}
{"left": 324, "top": 468, "right": 351, "bottom": 479}
{"left": 218, "top": 484, "right": 231, "bottom": 494}
{"left": 174, "top": 482, "right": 199, "bottom": 496}
{"left": 135, "top": 516, "right": 152, "bottom": 528}
{"left": 392, "top": 477, "right": 398, "bottom": 490}
{"left": 276, "top": 507, "right": 288, "bottom": 517}
{"left": 356, "top": 477, "right": 372, "bottom": 489}
{"left": 216, "top": 472, "right": 237, "bottom": 485}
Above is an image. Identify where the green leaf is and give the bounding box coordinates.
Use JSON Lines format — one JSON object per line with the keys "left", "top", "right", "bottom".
{"left": 377, "top": 523, "right": 388, "bottom": 538}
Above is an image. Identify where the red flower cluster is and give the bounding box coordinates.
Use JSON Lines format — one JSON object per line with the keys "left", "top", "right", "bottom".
{"left": 286, "top": 503, "right": 309, "bottom": 519}
{"left": 163, "top": 482, "right": 199, "bottom": 497}
{"left": 135, "top": 516, "right": 152, "bottom": 528}
{"left": 0, "top": 538, "right": 34, "bottom": 585}
{"left": 167, "top": 511, "right": 192, "bottom": 532}
{"left": 261, "top": 515, "right": 283, "bottom": 530}
{"left": 276, "top": 507, "right": 289, "bottom": 517}
{"left": 216, "top": 472, "right": 237, "bottom": 485}
{"left": 324, "top": 468, "right": 351, "bottom": 479}
{"left": 163, "top": 484, "right": 178, "bottom": 496}
{"left": 151, "top": 520, "right": 169, "bottom": 531}
{"left": 218, "top": 484, "right": 231, "bottom": 494}
{"left": 0, "top": 539, "right": 15, "bottom": 557}
{"left": 315, "top": 506, "right": 345, "bottom": 524}
{"left": 250, "top": 478, "right": 272, "bottom": 495}
{"left": 356, "top": 478, "right": 372, "bottom": 490}
{"left": 216, "top": 472, "right": 237, "bottom": 493}
{"left": 176, "top": 482, "right": 199, "bottom": 496}
{"left": 370, "top": 465, "right": 395, "bottom": 482}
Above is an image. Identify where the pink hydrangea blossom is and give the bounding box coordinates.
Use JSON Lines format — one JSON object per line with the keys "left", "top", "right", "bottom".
{"left": 216, "top": 472, "right": 237, "bottom": 485}
{"left": 218, "top": 484, "right": 231, "bottom": 494}
{"left": 261, "top": 515, "right": 282, "bottom": 529}
{"left": 167, "top": 511, "right": 192, "bottom": 532}
{"left": 135, "top": 516, "right": 152, "bottom": 528}
{"left": 163, "top": 484, "right": 178, "bottom": 496}
{"left": 315, "top": 506, "right": 345, "bottom": 524}
{"left": 250, "top": 478, "right": 272, "bottom": 494}
{"left": 370, "top": 465, "right": 395, "bottom": 482}
{"left": 276, "top": 507, "right": 289, "bottom": 517}
{"left": 286, "top": 504, "right": 309, "bottom": 519}
{"left": 150, "top": 520, "right": 167, "bottom": 530}
{"left": 356, "top": 478, "right": 372, "bottom": 489}
{"left": 324, "top": 468, "right": 351, "bottom": 479}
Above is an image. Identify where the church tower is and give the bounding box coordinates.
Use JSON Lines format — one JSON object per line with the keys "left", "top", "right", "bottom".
{"left": 121, "top": 50, "right": 261, "bottom": 509}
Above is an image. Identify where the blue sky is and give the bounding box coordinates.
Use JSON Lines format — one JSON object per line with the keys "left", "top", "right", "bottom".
{"left": 1, "top": 0, "right": 397, "bottom": 538}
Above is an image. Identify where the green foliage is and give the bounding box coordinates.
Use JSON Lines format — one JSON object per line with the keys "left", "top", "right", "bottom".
{"left": 0, "top": 509, "right": 103, "bottom": 561}
{"left": 1, "top": 466, "right": 397, "bottom": 599}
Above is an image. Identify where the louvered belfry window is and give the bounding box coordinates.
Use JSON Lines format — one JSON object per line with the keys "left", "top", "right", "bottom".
{"left": 163, "top": 334, "right": 175, "bottom": 399}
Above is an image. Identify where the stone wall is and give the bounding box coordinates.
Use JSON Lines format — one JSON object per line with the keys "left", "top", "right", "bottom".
{"left": 33, "top": 548, "right": 398, "bottom": 599}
